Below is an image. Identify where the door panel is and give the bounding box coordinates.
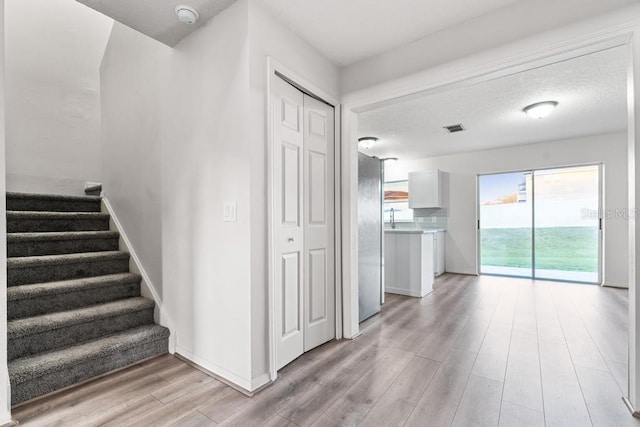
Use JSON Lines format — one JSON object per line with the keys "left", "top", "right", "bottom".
{"left": 274, "top": 77, "right": 304, "bottom": 370}
{"left": 478, "top": 171, "right": 533, "bottom": 278}
{"left": 308, "top": 249, "right": 327, "bottom": 325}
{"left": 282, "top": 253, "right": 301, "bottom": 337}
{"left": 282, "top": 143, "right": 301, "bottom": 225}
{"left": 303, "top": 94, "right": 335, "bottom": 352}
{"left": 308, "top": 151, "right": 326, "bottom": 225}
{"left": 533, "top": 165, "right": 600, "bottom": 283}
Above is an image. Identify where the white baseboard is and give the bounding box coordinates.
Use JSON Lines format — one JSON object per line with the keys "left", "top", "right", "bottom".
{"left": 602, "top": 283, "right": 629, "bottom": 289}
{"left": 0, "top": 416, "right": 16, "bottom": 427}
{"left": 175, "top": 347, "right": 270, "bottom": 395}
{"left": 385, "top": 286, "right": 430, "bottom": 298}
{"left": 101, "top": 196, "right": 176, "bottom": 353}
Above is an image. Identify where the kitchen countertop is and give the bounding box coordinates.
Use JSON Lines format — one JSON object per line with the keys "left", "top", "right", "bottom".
{"left": 384, "top": 229, "right": 446, "bottom": 234}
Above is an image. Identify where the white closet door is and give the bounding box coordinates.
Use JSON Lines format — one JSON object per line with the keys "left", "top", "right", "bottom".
{"left": 274, "top": 77, "right": 305, "bottom": 370}
{"left": 273, "top": 76, "right": 336, "bottom": 370}
{"left": 303, "top": 94, "right": 335, "bottom": 352}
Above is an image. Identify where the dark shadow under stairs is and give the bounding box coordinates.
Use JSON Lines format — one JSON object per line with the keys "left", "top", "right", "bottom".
{"left": 6, "top": 192, "right": 169, "bottom": 405}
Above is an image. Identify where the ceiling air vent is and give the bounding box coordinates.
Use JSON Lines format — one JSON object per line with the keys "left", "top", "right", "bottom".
{"left": 443, "top": 123, "right": 465, "bottom": 133}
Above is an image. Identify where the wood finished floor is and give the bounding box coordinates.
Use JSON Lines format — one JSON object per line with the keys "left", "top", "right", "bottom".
{"left": 13, "top": 273, "right": 638, "bottom": 426}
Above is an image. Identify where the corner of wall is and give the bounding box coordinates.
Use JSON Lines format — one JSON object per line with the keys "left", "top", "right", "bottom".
{"left": 0, "top": 0, "right": 11, "bottom": 417}
{"left": 101, "top": 197, "right": 176, "bottom": 353}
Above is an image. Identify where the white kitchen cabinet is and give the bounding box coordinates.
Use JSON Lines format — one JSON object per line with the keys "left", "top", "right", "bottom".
{"left": 408, "top": 170, "right": 443, "bottom": 208}
{"left": 434, "top": 231, "right": 445, "bottom": 276}
{"left": 384, "top": 230, "right": 434, "bottom": 298}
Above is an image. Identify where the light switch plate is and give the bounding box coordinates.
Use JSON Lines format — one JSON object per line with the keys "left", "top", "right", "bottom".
{"left": 432, "top": 217, "right": 437, "bottom": 223}
{"left": 224, "top": 201, "right": 237, "bottom": 222}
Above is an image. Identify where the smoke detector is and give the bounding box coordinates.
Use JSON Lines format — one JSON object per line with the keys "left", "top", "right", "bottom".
{"left": 175, "top": 5, "right": 199, "bottom": 25}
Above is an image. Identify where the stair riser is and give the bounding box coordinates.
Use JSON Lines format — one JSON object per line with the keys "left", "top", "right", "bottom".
{"left": 8, "top": 282, "right": 141, "bottom": 320}
{"left": 7, "top": 198, "right": 101, "bottom": 213}
{"left": 8, "top": 258, "right": 130, "bottom": 286}
{"left": 11, "top": 339, "right": 168, "bottom": 405}
{"left": 7, "top": 218, "right": 110, "bottom": 233}
{"left": 9, "top": 308, "right": 155, "bottom": 360}
{"left": 8, "top": 237, "right": 119, "bottom": 257}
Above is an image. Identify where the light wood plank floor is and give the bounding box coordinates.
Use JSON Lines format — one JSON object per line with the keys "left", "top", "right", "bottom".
{"left": 13, "top": 274, "right": 639, "bottom": 426}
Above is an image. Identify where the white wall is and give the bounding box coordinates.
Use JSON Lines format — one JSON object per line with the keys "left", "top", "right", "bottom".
{"left": 384, "top": 132, "right": 629, "bottom": 287}
{"left": 0, "top": 0, "right": 10, "bottom": 420}
{"left": 161, "top": 0, "right": 253, "bottom": 388}
{"left": 100, "top": 23, "right": 171, "bottom": 294}
{"left": 101, "top": 0, "right": 255, "bottom": 389}
{"left": 5, "top": 0, "right": 112, "bottom": 195}
{"left": 247, "top": 0, "right": 340, "bottom": 383}
{"left": 341, "top": 0, "right": 639, "bottom": 94}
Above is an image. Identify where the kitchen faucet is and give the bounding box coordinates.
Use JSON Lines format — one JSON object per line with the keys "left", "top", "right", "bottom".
{"left": 390, "top": 207, "right": 396, "bottom": 229}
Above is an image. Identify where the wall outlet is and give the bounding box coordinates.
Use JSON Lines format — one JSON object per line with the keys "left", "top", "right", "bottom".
{"left": 224, "top": 201, "right": 237, "bottom": 222}
{"left": 432, "top": 216, "right": 437, "bottom": 223}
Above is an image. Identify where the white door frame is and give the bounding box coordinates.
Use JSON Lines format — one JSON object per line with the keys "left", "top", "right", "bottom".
{"left": 267, "top": 57, "right": 342, "bottom": 382}
{"left": 340, "top": 13, "right": 640, "bottom": 414}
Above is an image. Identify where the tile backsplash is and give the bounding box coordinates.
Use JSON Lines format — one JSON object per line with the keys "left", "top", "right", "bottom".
{"left": 387, "top": 208, "right": 448, "bottom": 230}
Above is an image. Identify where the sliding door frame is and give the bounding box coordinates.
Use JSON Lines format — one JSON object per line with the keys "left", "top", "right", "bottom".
{"left": 477, "top": 162, "right": 603, "bottom": 285}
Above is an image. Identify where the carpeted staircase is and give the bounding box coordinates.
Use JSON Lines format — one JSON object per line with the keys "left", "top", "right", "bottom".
{"left": 6, "top": 192, "right": 170, "bottom": 405}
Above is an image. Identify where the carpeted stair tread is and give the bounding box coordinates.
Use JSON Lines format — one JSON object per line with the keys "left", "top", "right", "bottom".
{"left": 7, "top": 192, "right": 102, "bottom": 212}
{"left": 9, "top": 324, "right": 170, "bottom": 385}
{"left": 7, "top": 231, "right": 120, "bottom": 257}
{"left": 7, "top": 192, "right": 101, "bottom": 203}
{"left": 7, "top": 231, "right": 119, "bottom": 242}
{"left": 8, "top": 297, "right": 154, "bottom": 339}
{"left": 8, "top": 251, "right": 128, "bottom": 269}
{"left": 8, "top": 251, "right": 130, "bottom": 287}
{"left": 7, "top": 211, "right": 110, "bottom": 233}
{"left": 8, "top": 273, "right": 140, "bottom": 301}
{"left": 8, "top": 273, "right": 142, "bottom": 320}
{"left": 7, "top": 211, "right": 109, "bottom": 220}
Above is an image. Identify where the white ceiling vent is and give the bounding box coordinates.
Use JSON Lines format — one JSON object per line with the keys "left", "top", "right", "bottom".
{"left": 444, "top": 124, "right": 466, "bottom": 133}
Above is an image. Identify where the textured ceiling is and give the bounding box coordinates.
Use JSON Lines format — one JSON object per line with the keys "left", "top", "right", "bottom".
{"left": 358, "top": 46, "right": 627, "bottom": 160}
{"left": 260, "top": 0, "right": 523, "bottom": 66}
{"left": 77, "top": 0, "right": 236, "bottom": 46}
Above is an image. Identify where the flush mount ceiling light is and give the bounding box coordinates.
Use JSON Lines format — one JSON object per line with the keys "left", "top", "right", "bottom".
{"left": 380, "top": 157, "right": 399, "bottom": 165}
{"left": 358, "top": 136, "right": 379, "bottom": 150}
{"left": 523, "top": 101, "right": 558, "bottom": 119}
{"left": 175, "top": 5, "right": 199, "bottom": 25}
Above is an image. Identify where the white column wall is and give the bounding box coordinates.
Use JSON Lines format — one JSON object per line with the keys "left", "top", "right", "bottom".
{"left": 0, "top": 0, "right": 10, "bottom": 420}
{"left": 627, "top": 29, "right": 640, "bottom": 412}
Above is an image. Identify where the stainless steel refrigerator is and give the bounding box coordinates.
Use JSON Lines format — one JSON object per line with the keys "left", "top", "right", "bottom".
{"left": 358, "top": 152, "right": 383, "bottom": 322}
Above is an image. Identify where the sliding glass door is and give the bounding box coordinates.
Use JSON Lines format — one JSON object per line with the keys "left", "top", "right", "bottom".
{"left": 479, "top": 165, "right": 601, "bottom": 284}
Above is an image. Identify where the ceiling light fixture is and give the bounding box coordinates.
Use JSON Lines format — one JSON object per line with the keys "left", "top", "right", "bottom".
{"left": 523, "top": 101, "right": 558, "bottom": 119}
{"left": 358, "top": 136, "right": 379, "bottom": 150}
{"left": 380, "top": 157, "right": 398, "bottom": 165}
{"left": 175, "top": 5, "right": 199, "bottom": 25}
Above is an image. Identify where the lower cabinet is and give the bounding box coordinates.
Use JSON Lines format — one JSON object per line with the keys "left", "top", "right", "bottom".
{"left": 384, "top": 231, "right": 434, "bottom": 298}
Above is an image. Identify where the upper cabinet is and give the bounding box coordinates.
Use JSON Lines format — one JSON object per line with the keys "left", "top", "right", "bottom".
{"left": 409, "top": 170, "right": 444, "bottom": 208}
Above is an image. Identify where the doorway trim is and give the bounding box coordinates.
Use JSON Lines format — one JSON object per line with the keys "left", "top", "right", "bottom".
{"left": 266, "top": 57, "right": 342, "bottom": 383}
{"left": 340, "top": 11, "right": 640, "bottom": 414}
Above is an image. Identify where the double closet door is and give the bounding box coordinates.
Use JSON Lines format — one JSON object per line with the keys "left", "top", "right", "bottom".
{"left": 273, "top": 76, "right": 336, "bottom": 370}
